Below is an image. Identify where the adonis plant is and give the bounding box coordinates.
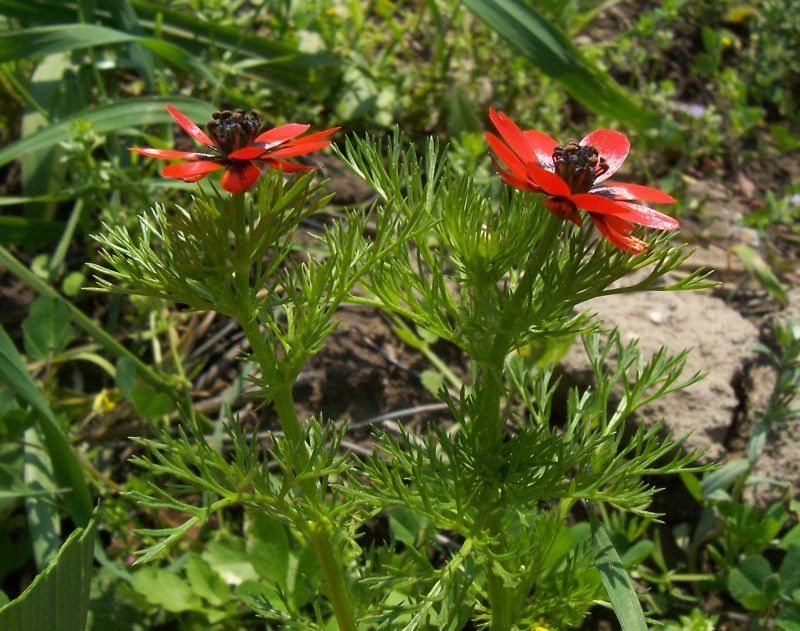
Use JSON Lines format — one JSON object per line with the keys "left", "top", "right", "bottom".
{"left": 92, "top": 103, "right": 713, "bottom": 629}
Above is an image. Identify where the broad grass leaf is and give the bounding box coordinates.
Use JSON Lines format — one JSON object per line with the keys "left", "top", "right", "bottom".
{"left": 0, "top": 216, "right": 66, "bottom": 248}
{"left": 0, "top": 24, "right": 216, "bottom": 82}
{"left": 620, "top": 540, "right": 654, "bottom": 569}
{"left": 0, "top": 506, "right": 98, "bottom": 631}
{"left": 129, "top": 0, "right": 337, "bottom": 81}
{"left": 0, "top": 0, "right": 338, "bottom": 85}
{"left": 291, "top": 543, "right": 323, "bottom": 609}
{"left": 115, "top": 357, "right": 138, "bottom": 399}
{"left": 0, "top": 97, "right": 215, "bottom": 169}
{"left": 591, "top": 518, "right": 647, "bottom": 631}
{"left": 700, "top": 458, "right": 748, "bottom": 498}
{"left": 23, "top": 426, "right": 61, "bottom": 569}
{"left": 0, "top": 24, "right": 132, "bottom": 62}
{"left": 0, "top": 325, "right": 92, "bottom": 525}
{"left": 463, "top": 0, "right": 657, "bottom": 128}
{"left": 136, "top": 37, "right": 216, "bottom": 83}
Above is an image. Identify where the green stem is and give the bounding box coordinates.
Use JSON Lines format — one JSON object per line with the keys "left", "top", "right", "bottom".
{"left": 484, "top": 509, "right": 513, "bottom": 631}
{"left": 307, "top": 524, "right": 358, "bottom": 631}
{"left": 474, "top": 358, "right": 505, "bottom": 443}
{"left": 472, "top": 356, "right": 515, "bottom": 629}
{"left": 237, "top": 291, "right": 357, "bottom": 631}
{"left": 470, "top": 341, "right": 513, "bottom": 628}
{"left": 47, "top": 199, "right": 82, "bottom": 282}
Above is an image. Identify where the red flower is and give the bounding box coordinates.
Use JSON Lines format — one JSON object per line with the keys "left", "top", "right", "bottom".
{"left": 485, "top": 108, "right": 678, "bottom": 253}
{"left": 130, "top": 105, "right": 340, "bottom": 193}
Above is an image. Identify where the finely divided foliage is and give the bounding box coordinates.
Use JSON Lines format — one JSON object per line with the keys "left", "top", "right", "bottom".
{"left": 92, "top": 122, "right": 714, "bottom": 629}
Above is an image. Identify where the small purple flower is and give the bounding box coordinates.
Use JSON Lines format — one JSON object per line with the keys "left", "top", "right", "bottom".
{"left": 675, "top": 102, "right": 707, "bottom": 119}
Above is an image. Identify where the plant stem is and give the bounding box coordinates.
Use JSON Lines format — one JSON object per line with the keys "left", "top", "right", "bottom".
{"left": 485, "top": 540, "right": 513, "bottom": 631}
{"left": 307, "top": 522, "right": 358, "bottom": 631}
{"left": 237, "top": 299, "right": 357, "bottom": 631}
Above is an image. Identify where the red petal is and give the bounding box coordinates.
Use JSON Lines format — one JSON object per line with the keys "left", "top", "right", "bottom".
{"left": 522, "top": 130, "right": 558, "bottom": 170}
{"left": 488, "top": 108, "right": 536, "bottom": 163}
{"left": 581, "top": 129, "right": 629, "bottom": 182}
{"left": 254, "top": 123, "right": 310, "bottom": 145}
{"left": 228, "top": 146, "right": 268, "bottom": 160}
{"left": 570, "top": 193, "right": 632, "bottom": 215}
{"left": 525, "top": 163, "right": 572, "bottom": 197}
{"left": 130, "top": 147, "right": 212, "bottom": 160}
{"left": 287, "top": 126, "right": 340, "bottom": 145}
{"left": 592, "top": 215, "right": 647, "bottom": 253}
{"left": 237, "top": 127, "right": 339, "bottom": 160}
{"left": 491, "top": 156, "right": 538, "bottom": 192}
{"left": 593, "top": 181, "right": 676, "bottom": 204}
{"left": 614, "top": 201, "right": 680, "bottom": 230}
{"left": 486, "top": 132, "right": 529, "bottom": 181}
{"left": 264, "top": 159, "right": 316, "bottom": 172}
{"left": 264, "top": 140, "right": 333, "bottom": 159}
{"left": 220, "top": 162, "right": 262, "bottom": 193}
{"left": 166, "top": 104, "right": 215, "bottom": 149}
{"left": 161, "top": 160, "right": 224, "bottom": 182}
{"left": 543, "top": 198, "right": 582, "bottom": 225}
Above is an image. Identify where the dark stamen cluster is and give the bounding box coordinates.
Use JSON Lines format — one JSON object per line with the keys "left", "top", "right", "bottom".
{"left": 207, "top": 109, "right": 263, "bottom": 154}
{"left": 552, "top": 140, "right": 608, "bottom": 193}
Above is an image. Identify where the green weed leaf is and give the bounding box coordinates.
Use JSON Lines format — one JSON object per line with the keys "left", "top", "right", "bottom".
{"left": 201, "top": 539, "right": 259, "bottom": 586}
{"left": 185, "top": 554, "right": 231, "bottom": 607}
{"left": 730, "top": 245, "right": 788, "bottom": 305}
{"left": 22, "top": 295, "right": 74, "bottom": 360}
{"left": 130, "top": 567, "right": 203, "bottom": 613}
{"left": 781, "top": 545, "right": 800, "bottom": 595}
{"left": 247, "top": 512, "right": 290, "bottom": 587}
{"left": 130, "top": 383, "right": 173, "bottom": 419}
{"left": 728, "top": 555, "right": 778, "bottom": 610}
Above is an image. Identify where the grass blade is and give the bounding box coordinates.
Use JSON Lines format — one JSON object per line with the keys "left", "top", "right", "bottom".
{"left": 0, "top": 0, "right": 338, "bottom": 85}
{"left": 0, "top": 24, "right": 217, "bottom": 83}
{"left": 591, "top": 514, "right": 647, "bottom": 631}
{"left": 462, "top": 0, "right": 656, "bottom": 128}
{"left": 0, "top": 216, "right": 65, "bottom": 247}
{"left": 0, "top": 506, "right": 98, "bottom": 631}
{"left": 0, "top": 325, "right": 93, "bottom": 525}
{"left": 0, "top": 24, "right": 132, "bottom": 62}
{"left": 0, "top": 96, "right": 215, "bottom": 168}
{"left": 24, "top": 426, "right": 62, "bottom": 569}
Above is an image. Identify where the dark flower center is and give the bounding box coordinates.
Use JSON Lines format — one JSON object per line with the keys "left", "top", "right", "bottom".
{"left": 207, "top": 109, "right": 263, "bottom": 155}
{"left": 552, "top": 140, "right": 608, "bottom": 193}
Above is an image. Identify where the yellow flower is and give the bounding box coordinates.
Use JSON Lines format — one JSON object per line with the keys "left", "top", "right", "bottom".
{"left": 92, "top": 388, "right": 118, "bottom": 414}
